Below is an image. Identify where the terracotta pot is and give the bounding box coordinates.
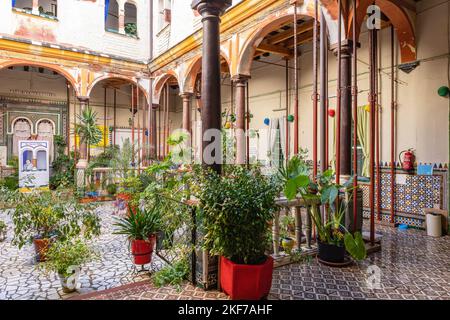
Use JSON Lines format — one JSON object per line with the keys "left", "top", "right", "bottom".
{"left": 33, "top": 238, "right": 51, "bottom": 262}
{"left": 220, "top": 256, "right": 274, "bottom": 300}
{"left": 317, "top": 241, "right": 346, "bottom": 263}
{"left": 131, "top": 234, "right": 156, "bottom": 265}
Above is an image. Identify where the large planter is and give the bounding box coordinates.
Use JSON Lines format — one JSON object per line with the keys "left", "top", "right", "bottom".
{"left": 131, "top": 234, "right": 156, "bottom": 265}
{"left": 220, "top": 256, "right": 274, "bottom": 300}
{"left": 317, "top": 241, "right": 346, "bottom": 263}
{"left": 33, "top": 238, "right": 51, "bottom": 262}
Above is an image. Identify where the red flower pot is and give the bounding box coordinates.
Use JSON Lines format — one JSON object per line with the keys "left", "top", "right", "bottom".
{"left": 220, "top": 256, "right": 274, "bottom": 300}
{"left": 131, "top": 235, "right": 156, "bottom": 265}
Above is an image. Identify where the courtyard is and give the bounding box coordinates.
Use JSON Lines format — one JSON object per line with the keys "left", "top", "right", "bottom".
{"left": 0, "top": 0, "right": 449, "bottom": 305}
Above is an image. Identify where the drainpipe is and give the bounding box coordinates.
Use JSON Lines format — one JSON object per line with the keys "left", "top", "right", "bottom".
{"left": 149, "top": 0, "right": 156, "bottom": 160}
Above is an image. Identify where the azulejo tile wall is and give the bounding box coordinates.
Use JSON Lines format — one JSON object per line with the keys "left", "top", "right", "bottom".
{"left": 361, "top": 166, "right": 448, "bottom": 228}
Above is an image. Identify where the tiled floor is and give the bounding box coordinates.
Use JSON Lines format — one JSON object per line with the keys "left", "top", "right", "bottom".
{"left": 0, "top": 203, "right": 164, "bottom": 300}
{"left": 1, "top": 200, "right": 449, "bottom": 300}
{"left": 75, "top": 224, "right": 450, "bottom": 300}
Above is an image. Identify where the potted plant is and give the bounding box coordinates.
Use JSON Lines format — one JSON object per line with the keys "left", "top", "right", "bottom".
{"left": 10, "top": 190, "right": 101, "bottom": 262}
{"left": 113, "top": 206, "right": 162, "bottom": 265}
{"left": 41, "top": 239, "right": 95, "bottom": 293}
{"left": 106, "top": 183, "right": 117, "bottom": 197}
{"left": 280, "top": 154, "right": 367, "bottom": 264}
{"left": 280, "top": 215, "right": 295, "bottom": 254}
{"left": 198, "top": 166, "right": 280, "bottom": 300}
{"left": 0, "top": 220, "right": 7, "bottom": 242}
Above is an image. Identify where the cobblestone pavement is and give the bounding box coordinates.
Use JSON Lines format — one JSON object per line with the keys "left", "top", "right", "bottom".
{"left": 0, "top": 202, "right": 164, "bottom": 300}
{"left": 1, "top": 204, "right": 449, "bottom": 300}
{"left": 75, "top": 224, "right": 450, "bottom": 300}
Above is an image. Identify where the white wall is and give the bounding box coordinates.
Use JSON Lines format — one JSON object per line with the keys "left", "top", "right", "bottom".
{"left": 153, "top": 0, "right": 244, "bottom": 57}
{"left": 0, "top": 0, "right": 150, "bottom": 62}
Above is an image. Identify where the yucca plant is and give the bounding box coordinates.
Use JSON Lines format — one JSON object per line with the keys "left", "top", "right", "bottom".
{"left": 113, "top": 206, "right": 162, "bottom": 240}
{"left": 75, "top": 106, "right": 102, "bottom": 161}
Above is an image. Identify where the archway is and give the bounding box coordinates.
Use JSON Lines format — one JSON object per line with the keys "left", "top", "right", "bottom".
{"left": 87, "top": 77, "right": 149, "bottom": 167}
{"left": 0, "top": 63, "right": 77, "bottom": 164}
{"left": 152, "top": 74, "right": 184, "bottom": 160}
{"left": 347, "top": 0, "right": 416, "bottom": 63}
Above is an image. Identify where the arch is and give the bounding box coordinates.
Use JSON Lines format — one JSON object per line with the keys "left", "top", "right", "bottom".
{"left": 182, "top": 50, "right": 231, "bottom": 95}
{"left": 236, "top": 2, "right": 330, "bottom": 77}
{"left": 36, "top": 118, "right": 56, "bottom": 135}
{"left": 347, "top": 0, "right": 416, "bottom": 63}
{"left": 0, "top": 60, "right": 80, "bottom": 97}
{"left": 86, "top": 74, "right": 149, "bottom": 104}
{"left": 152, "top": 70, "right": 182, "bottom": 105}
{"left": 9, "top": 117, "right": 33, "bottom": 135}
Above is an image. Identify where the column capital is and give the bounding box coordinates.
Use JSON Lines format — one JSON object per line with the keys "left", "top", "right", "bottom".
{"left": 77, "top": 96, "right": 90, "bottom": 103}
{"left": 231, "top": 75, "right": 251, "bottom": 85}
{"left": 330, "top": 39, "right": 361, "bottom": 56}
{"left": 191, "top": 0, "right": 232, "bottom": 17}
{"left": 179, "top": 92, "right": 193, "bottom": 100}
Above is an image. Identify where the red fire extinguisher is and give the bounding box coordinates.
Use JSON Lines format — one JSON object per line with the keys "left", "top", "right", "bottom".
{"left": 399, "top": 149, "right": 415, "bottom": 171}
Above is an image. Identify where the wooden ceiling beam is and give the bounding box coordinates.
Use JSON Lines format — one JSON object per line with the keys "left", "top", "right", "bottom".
{"left": 283, "top": 29, "right": 314, "bottom": 48}
{"left": 257, "top": 42, "right": 293, "bottom": 58}
{"left": 266, "top": 20, "right": 314, "bottom": 45}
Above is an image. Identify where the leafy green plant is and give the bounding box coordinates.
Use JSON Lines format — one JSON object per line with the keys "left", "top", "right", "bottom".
{"left": 110, "top": 138, "right": 140, "bottom": 180}
{"left": 152, "top": 259, "right": 189, "bottom": 290}
{"left": 50, "top": 135, "right": 75, "bottom": 190}
{"left": 0, "top": 156, "right": 19, "bottom": 190}
{"left": 198, "top": 165, "right": 280, "bottom": 265}
{"left": 280, "top": 214, "right": 295, "bottom": 240}
{"left": 125, "top": 23, "right": 137, "bottom": 37}
{"left": 10, "top": 190, "right": 101, "bottom": 249}
{"left": 40, "top": 239, "right": 96, "bottom": 277}
{"left": 279, "top": 153, "right": 366, "bottom": 261}
{"left": 75, "top": 106, "right": 102, "bottom": 161}
{"left": 113, "top": 206, "right": 162, "bottom": 240}
{"left": 106, "top": 183, "right": 117, "bottom": 196}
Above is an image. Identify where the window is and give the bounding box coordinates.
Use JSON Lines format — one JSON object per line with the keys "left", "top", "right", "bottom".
{"left": 158, "top": 0, "right": 171, "bottom": 32}
{"left": 12, "top": 0, "right": 33, "bottom": 12}
{"left": 12, "top": 0, "right": 58, "bottom": 17}
{"left": 105, "top": 0, "right": 119, "bottom": 32}
{"left": 38, "top": 0, "right": 57, "bottom": 17}
{"left": 124, "top": 2, "right": 137, "bottom": 37}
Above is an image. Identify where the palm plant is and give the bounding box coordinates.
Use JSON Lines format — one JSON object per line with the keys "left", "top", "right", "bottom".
{"left": 75, "top": 106, "right": 102, "bottom": 161}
